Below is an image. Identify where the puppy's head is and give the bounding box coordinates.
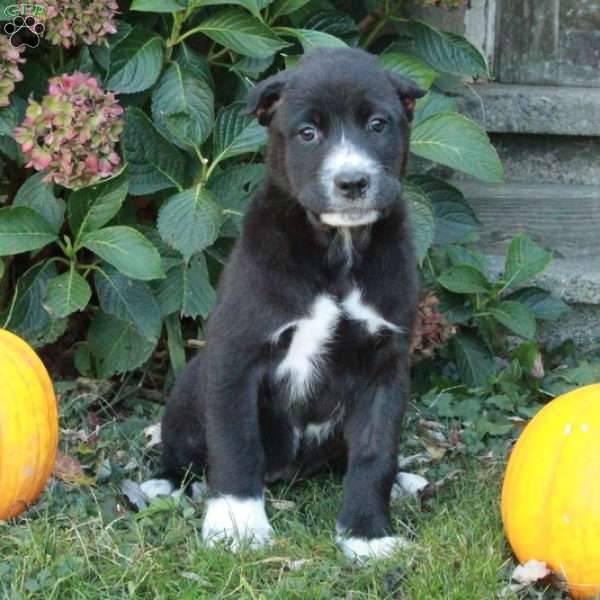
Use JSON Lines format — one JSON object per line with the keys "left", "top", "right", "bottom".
{"left": 246, "top": 49, "right": 425, "bottom": 228}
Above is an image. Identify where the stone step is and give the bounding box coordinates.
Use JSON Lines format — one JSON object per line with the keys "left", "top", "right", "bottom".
{"left": 483, "top": 133, "right": 600, "bottom": 187}
{"left": 459, "top": 83, "right": 600, "bottom": 136}
{"left": 453, "top": 181, "right": 600, "bottom": 262}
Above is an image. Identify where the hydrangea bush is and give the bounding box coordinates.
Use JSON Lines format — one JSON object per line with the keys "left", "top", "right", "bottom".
{"left": 0, "top": 0, "right": 567, "bottom": 386}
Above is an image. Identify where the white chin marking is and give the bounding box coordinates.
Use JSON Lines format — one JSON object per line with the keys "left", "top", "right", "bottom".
{"left": 337, "top": 534, "right": 409, "bottom": 561}
{"left": 140, "top": 479, "right": 176, "bottom": 499}
{"left": 202, "top": 495, "right": 273, "bottom": 551}
{"left": 320, "top": 211, "right": 379, "bottom": 227}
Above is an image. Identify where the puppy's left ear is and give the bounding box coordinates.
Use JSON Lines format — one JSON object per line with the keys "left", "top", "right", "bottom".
{"left": 245, "top": 71, "right": 290, "bottom": 126}
{"left": 386, "top": 72, "right": 426, "bottom": 122}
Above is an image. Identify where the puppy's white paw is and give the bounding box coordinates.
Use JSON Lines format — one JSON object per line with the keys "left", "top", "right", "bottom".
{"left": 140, "top": 478, "right": 176, "bottom": 500}
{"left": 202, "top": 495, "right": 273, "bottom": 551}
{"left": 337, "top": 534, "right": 408, "bottom": 562}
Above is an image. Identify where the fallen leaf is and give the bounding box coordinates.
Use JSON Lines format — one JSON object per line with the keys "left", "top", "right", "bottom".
{"left": 397, "top": 453, "right": 431, "bottom": 469}
{"left": 286, "top": 558, "right": 311, "bottom": 571}
{"left": 144, "top": 422, "right": 162, "bottom": 448}
{"left": 511, "top": 560, "right": 550, "bottom": 585}
{"left": 424, "top": 442, "right": 447, "bottom": 460}
{"left": 53, "top": 451, "right": 95, "bottom": 486}
{"left": 391, "top": 472, "right": 429, "bottom": 500}
{"left": 121, "top": 480, "right": 148, "bottom": 512}
{"left": 531, "top": 354, "right": 545, "bottom": 379}
{"left": 271, "top": 499, "right": 297, "bottom": 511}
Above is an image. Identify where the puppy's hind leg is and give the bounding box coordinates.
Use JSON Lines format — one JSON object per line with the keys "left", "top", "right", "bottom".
{"left": 143, "top": 355, "right": 208, "bottom": 501}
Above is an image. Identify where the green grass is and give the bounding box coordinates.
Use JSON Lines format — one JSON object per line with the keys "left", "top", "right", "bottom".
{"left": 0, "top": 385, "right": 566, "bottom": 600}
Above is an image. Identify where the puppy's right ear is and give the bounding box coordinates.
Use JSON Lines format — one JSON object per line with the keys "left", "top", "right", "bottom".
{"left": 245, "top": 71, "right": 290, "bottom": 126}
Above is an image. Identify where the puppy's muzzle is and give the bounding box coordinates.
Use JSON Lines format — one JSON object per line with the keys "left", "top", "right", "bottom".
{"left": 333, "top": 170, "right": 370, "bottom": 201}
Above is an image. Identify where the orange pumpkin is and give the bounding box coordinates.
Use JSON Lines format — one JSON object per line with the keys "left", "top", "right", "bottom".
{"left": 502, "top": 384, "right": 600, "bottom": 599}
{"left": 0, "top": 329, "right": 58, "bottom": 519}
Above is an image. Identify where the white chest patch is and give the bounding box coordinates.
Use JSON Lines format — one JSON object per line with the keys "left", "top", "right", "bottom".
{"left": 274, "top": 294, "right": 342, "bottom": 401}
{"left": 304, "top": 419, "right": 338, "bottom": 445}
{"left": 273, "top": 289, "right": 401, "bottom": 401}
{"left": 342, "top": 289, "right": 402, "bottom": 335}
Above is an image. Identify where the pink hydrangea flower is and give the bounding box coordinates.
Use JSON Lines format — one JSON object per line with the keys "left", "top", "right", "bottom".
{"left": 14, "top": 72, "right": 124, "bottom": 190}
{"left": 43, "top": 0, "right": 119, "bottom": 49}
{"left": 0, "top": 35, "right": 25, "bottom": 108}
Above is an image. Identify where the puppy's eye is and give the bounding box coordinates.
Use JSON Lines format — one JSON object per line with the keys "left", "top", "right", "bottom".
{"left": 368, "top": 117, "right": 387, "bottom": 133}
{"left": 298, "top": 126, "right": 318, "bottom": 142}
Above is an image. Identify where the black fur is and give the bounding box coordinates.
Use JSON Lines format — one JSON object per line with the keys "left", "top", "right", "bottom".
{"left": 161, "top": 48, "right": 423, "bottom": 543}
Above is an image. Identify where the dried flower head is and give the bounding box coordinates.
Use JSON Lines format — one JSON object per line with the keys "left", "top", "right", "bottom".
{"left": 0, "top": 35, "right": 25, "bottom": 108}
{"left": 15, "top": 72, "right": 124, "bottom": 190}
{"left": 43, "top": 0, "right": 119, "bottom": 49}
{"left": 411, "top": 292, "right": 457, "bottom": 360}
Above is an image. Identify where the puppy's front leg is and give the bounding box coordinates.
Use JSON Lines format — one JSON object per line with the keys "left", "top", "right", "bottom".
{"left": 336, "top": 375, "right": 409, "bottom": 561}
{"left": 202, "top": 360, "right": 273, "bottom": 551}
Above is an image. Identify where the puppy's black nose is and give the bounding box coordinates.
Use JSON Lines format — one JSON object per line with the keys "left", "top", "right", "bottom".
{"left": 333, "top": 171, "right": 370, "bottom": 199}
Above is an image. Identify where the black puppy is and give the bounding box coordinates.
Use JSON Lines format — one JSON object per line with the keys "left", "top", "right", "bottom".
{"left": 144, "top": 48, "right": 424, "bottom": 560}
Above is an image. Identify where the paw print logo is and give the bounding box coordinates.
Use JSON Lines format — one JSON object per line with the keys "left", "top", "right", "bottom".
{"left": 4, "top": 15, "right": 45, "bottom": 48}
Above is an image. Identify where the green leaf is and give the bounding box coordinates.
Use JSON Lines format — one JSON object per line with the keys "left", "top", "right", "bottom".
{"left": 81, "top": 226, "right": 165, "bottom": 281}
{"left": 302, "top": 10, "right": 358, "bottom": 38}
{"left": 151, "top": 63, "right": 214, "bottom": 148}
{"left": 405, "top": 21, "right": 489, "bottom": 79}
{"left": 175, "top": 43, "right": 214, "bottom": 89}
{"left": 155, "top": 254, "right": 216, "bottom": 318}
{"left": 446, "top": 245, "right": 488, "bottom": 274}
{"left": 131, "top": 0, "right": 186, "bottom": 11}
{"left": 194, "top": 10, "right": 289, "bottom": 58}
{"left": 68, "top": 169, "right": 129, "bottom": 237}
{"left": 378, "top": 52, "right": 439, "bottom": 90}
{"left": 413, "top": 89, "right": 457, "bottom": 126}
{"left": 0, "top": 207, "right": 57, "bottom": 256}
{"left": 504, "top": 287, "right": 569, "bottom": 321}
{"left": 271, "top": 0, "right": 311, "bottom": 19}
{"left": 123, "top": 108, "right": 186, "bottom": 195}
{"left": 277, "top": 27, "right": 346, "bottom": 50}
{"left": 233, "top": 55, "right": 274, "bottom": 78}
{"left": 208, "top": 163, "right": 264, "bottom": 236}
{"left": 165, "top": 314, "right": 187, "bottom": 376}
{"left": 13, "top": 173, "right": 65, "bottom": 233}
{"left": 511, "top": 341, "right": 541, "bottom": 373}
{"left": 3, "top": 261, "right": 57, "bottom": 343}
{"left": 0, "top": 135, "right": 21, "bottom": 162}
{"left": 503, "top": 234, "right": 553, "bottom": 289}
{"left": 43, "top": 267, "right": 91, "bottom": 318}
{"left": 0, "top": 96, "right": 26, "bottom": 138}
{"left": 157, "top": 188, "right": 222, "bottom": 261}
{"left": 453, "top": 332, "right": 495, "bottom": 388}
{"left": 404, "top": 181, "right": 434, "bottom": 264}
{"left": 489, "top": 300, "right": 536, "bottom": 339}
{"left": 94, "top": 267, "right": 162, "bottom": 341}
{"left": 88, "top": 311, "right": 158, "bottom": 378}
{"left": 411, "top": 112, "right": 503, "bottom": 183}
{"left": 438, "top": 265, "right": 489, "bottom": 294}
{"left": 408, "top": 176, "right": 479, "bottom": 245}
{"left": 212, "top": 103, "right": 266, "bottom": 164}
{"left": 190, "top": 0, "right": 271, "bottom": 19}
{"left": 106, "top": 29, "right": 164, "bottom": 93}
